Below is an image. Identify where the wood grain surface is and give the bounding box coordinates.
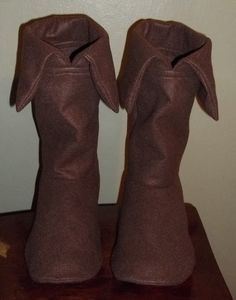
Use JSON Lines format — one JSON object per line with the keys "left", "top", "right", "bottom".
{"left": 0, "top": 204, "right": 232, "bottom": 300}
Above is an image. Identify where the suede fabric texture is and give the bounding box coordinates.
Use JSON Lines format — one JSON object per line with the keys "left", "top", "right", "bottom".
{"left": 111, "top": 20, "right": 218, "bottom": 286}
{"left": 15, "top": 15, "right": 119, "bottom": 283}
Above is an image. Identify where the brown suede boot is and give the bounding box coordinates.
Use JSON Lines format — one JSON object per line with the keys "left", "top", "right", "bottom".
{"left": 111, "top": 19, "right": 218, "bottom": 286}
{"left": 14, "top": 15, "right": 119, "bottom": 283}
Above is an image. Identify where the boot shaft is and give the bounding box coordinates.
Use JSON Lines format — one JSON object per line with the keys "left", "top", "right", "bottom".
{"left": 14, "top": 14, "right": 119, "bottom": 283}
{"left": 112, "top": 19, "right": 218, "bottom": 286}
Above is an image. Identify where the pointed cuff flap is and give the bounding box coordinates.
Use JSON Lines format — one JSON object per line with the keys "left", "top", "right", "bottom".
{"left": 84, "top": 27, "right": 119, "bottom": 112}
{"left": 185, "top": 39, "right": 218, "bottom": 120}
{"left": 15, "top": 25, "right": 54, "bottom": 112}
{"left": 117, "top": 26, "right": 159, "bottom": 113}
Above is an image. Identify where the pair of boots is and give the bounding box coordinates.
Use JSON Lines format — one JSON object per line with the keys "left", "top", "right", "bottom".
{"left": 14, "top": 15, "right": 218, "bottom": 285}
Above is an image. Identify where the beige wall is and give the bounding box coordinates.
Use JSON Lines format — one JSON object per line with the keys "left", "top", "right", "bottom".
{"left": 0, "top": 0, "right": 235, "bottom": 297}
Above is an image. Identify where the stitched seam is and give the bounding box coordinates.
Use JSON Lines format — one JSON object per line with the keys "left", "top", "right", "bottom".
{"left": 53, "top": 40, "right": 86, "bottom": 46}
{"left": 53, "top": 67, "right": 88, "bottom": 71}
{"left": 54, "top": 70, "right": 89, "bottom": 75}
{"left": 155, "top": 75, "right": 189, "bottom": 79}
{"left": 54, "top": 72, "right": 90, "bottom": 76}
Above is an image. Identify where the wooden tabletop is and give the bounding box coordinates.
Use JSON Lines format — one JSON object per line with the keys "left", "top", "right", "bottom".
{"left": 0, "top": 204, "right": 232, "bottom": 300}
